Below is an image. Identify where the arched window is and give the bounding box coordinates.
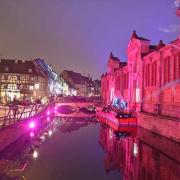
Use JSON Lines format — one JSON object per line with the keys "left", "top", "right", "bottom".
{"left": 164, "top": 56, "right": 171, "bottom": 84}
{"left": 174, "top": 53, "right": 180, "bottom": 80}
{"left": 151, "top": 61, "right": 157, "bottom": 86}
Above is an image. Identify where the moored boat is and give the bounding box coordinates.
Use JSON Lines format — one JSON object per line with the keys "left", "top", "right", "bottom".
{"left": 96, "top": 106, "right": 137, "bottom": 132}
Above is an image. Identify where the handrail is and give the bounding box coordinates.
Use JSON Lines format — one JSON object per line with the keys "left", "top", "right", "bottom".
{"left": 0, "top": 103, "right": 46, "bottom": 128}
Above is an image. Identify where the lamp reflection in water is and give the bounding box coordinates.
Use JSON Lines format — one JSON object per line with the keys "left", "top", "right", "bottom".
{"left": 33, "top": 150, "right": 38, "bottom": 159}
{"left": 48, "top": 130, "right": 53, "bottom": 137}
{"left": 29, "top": 121, "right": 35, "bottom": 129}
{"left": 30, "top": 132, "right": 34, "bottom": 137}
{"left": 47, "top": 110, "right": 50, "bottom": 115}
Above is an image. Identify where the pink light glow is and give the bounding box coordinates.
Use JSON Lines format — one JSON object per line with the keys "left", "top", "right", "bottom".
{"left": 30, "top": 132, "right": 34, "bottom": 137}
{"left": 29, "top": 121, "right": 35, "bottom": 129}
{"left": 55, "top": 106, "right": 57, "bottom": 110}
{"left": 47, "top": 117, "right": 50, "bottom": 122}
{"left": 47, "top": 110, "right": 50, "bottom": 115}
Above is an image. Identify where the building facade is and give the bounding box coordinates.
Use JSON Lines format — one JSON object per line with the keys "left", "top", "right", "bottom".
{"left": 0, "top": 59, "right": 48, "bottom": 102}
{"left": 61, "top": 70, "right": 100, "bottom": 96}
{"left": 101, "top": 31, "right": 180, "bottom": 119}
{"left": 34, "top": 58, "right": 70, "bottom": 96}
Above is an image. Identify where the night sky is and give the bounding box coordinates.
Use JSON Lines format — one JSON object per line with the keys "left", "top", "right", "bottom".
{"left": 0, "top": 0, "right": 179, "bottom": 79}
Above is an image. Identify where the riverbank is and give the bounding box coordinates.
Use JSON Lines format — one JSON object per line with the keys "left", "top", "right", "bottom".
{"left": 138, "top": 112, "right": 180, "bottom": 142}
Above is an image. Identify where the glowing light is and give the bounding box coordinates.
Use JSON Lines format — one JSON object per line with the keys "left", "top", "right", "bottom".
{"left": 30, "top": 132, "right": 34, "bottom": 137}
{"left": 40, "top": 135, "right": 46, "bottom": 142}
{"left": 47, "top": 110, "right": 50, "bottom": 115}
{"left": 133, "top": 143, "right": 138, "bottom": 157}
{"left": 136, "top": 88, "right": 140, "bottom": 102}
{"left": 33, "top": 150, "right": 38, "bottom": 159}
{"left": 29, "top": 86, "right": 34, "bottom": 90}
{"left": 48, "top": 130, "right": 52, "bottom": 137}
{"left": 55, "top": 106, "right": 57, "bottom": 110}
{"left": 112, "top": 97, "right": 127, "bottom": 109}
{"left": 34, "top": 83, "right": 40, "bottom": 90}
{"left": 29, "top": 121, "right": 35, "bottom": 129}
{"left": 47, "top": 117, "right": 50, "bottom": 122}
{"left": 109, "top": 128, "right": 113, "bottom": 139}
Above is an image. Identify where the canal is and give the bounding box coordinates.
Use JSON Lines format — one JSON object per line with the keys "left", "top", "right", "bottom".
{"left": 0, "top": 109, "right": 180, "bottom": 179}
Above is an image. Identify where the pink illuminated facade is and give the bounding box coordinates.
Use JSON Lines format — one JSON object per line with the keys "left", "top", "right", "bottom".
{"left": 101, "top": 30, "right": 180, "bottom": 119}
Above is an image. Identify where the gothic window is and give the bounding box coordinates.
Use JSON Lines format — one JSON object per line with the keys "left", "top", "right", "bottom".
{"left": 164, "top": 57, "right": 171, "bottom": 84}
{"left": 152, "top": 61, "right": 157, "bottom": 86}
{"left": 127, "top": 73, "right": 129, "bottom": 88}
{"left": 145, "top": 64, "right": 150, "bottom": 87}
{"left": 174, "top": 53, "right": 180, "bottom": 80}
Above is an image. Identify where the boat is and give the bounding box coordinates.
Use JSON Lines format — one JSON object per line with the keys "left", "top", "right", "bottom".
{"left": 96, "top": 106, "right": 137, "bottom": 132}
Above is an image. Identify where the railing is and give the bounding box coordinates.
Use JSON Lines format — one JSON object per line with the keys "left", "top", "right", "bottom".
{"left": 0, "top": 104, "right": 46, "bottom": 128}
{"left": 56, "top": 96, "right": 101, "bottom": 103}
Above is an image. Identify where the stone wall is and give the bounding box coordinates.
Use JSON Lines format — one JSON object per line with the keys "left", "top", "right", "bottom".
{"left": 138, "top": 113, "right": 180, "bottom": 142}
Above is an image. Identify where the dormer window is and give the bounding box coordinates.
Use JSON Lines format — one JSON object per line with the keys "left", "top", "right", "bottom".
{"left": 5, "top": 66, "right": 9, "bottom": 72}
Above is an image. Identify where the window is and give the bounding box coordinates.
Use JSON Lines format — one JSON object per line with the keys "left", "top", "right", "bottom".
{"left": 145, "top": 64, "right": 150, "bottom": 87}
{"left": 126, "top": 73, "right": 129, "bottom": 88}
{"left": 174, "top": 53, "right": 180, "bottom": 80}
{"left": 5, "top": 66, "right": 9, "bottom": 72}
{"left": 152, "top": 61, "right": 157, "bottom": 86}
{"left": 28, "top": 68, "right": 32, "bottom": 73}
{"left": 164, "top": 57, "right": 171, "bottom": 84}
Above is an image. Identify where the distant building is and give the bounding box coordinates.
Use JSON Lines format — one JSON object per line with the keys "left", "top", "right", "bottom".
{"left": 34, "top": 58, "right": 69, "bottom": 96}
{"left": 92, "top": 79, "right": 101, "bottom": 96}
{"left": 61, "top": 70, "right": 100, "bottom": 96}
{"left": 0, "top": 59, "right": 48, "bottom": 101}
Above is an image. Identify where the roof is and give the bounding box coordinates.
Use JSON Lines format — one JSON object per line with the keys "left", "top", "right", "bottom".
{"left": 0, "top": 59, "right": 46, "bottom": 77}
{"left": 131, "top": 30, "right": 150, "bottom": 41}
{"left": 141, "top": 40, "right": 166, "bottom": 57}
{"left": 119, "top": 62, "right": 127, "bottom": 67}
{"left": 110, "top": 52, "right": 120, "bottom": 62}
{"left": 61, "top": 70, "right": 92, "bottom": 86}
{"left": 34, "top": 58, "right": 60, "bottom": 81}
{"left": 136, "top": 36, "right": 150, "bottom": 41}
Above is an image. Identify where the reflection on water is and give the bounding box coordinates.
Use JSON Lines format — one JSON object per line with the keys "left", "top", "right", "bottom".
{"left": 99, "top": 125, "right": 180, "bottom": 180}
{"left": 0, "top": 114, "right": 179, "bottom": 180}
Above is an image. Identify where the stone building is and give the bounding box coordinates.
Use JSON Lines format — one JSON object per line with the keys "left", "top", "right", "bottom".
{"left": 101, "top": 30, "right": 180, "bottom": 140}
{"left": 101, "top": 31, "right": 180, "bottom": 118}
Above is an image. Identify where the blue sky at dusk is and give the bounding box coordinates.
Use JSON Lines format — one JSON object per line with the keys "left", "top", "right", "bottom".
{"left": 0, "top": 0, "right": 179, "bottom": 79}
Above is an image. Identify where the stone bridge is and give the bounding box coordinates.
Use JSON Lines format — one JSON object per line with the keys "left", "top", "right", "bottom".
{"left": 55, "top": 102, "right": 97, "bottom": 118}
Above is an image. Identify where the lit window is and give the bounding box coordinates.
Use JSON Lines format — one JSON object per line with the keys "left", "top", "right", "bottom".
{"left": 29, "top": 68, "right": 32, "bottom": 73}
{"left": 29, "top": 86, "right": 34, "bottom": 90}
